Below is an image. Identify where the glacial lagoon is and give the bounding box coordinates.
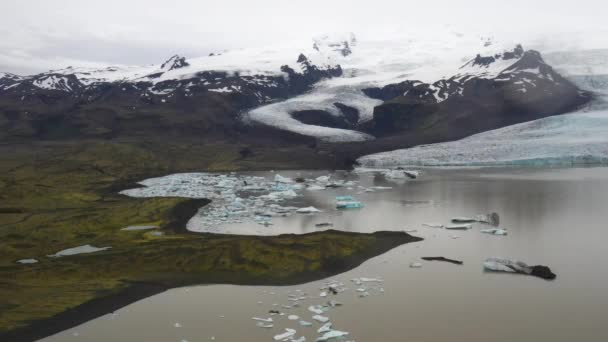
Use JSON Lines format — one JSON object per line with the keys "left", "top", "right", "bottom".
{"left": 41, "top": 167, "right": 608, "bottom": 342}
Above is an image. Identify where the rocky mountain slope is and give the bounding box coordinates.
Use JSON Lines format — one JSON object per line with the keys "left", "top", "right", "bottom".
{"left": 0, "top": 33, "right": 594, "bottom": 160}
{"left": 362, "top": 45, "right": 591, "bottom": 139}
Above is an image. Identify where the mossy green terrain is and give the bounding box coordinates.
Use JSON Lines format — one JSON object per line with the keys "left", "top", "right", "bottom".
{"left": 0, "top": 140, "right": 420, "bottom": 341}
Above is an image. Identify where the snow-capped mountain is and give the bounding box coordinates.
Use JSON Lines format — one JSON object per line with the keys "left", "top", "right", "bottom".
{"left": 0, "top": 32, "right": 595, "bottom": 146}
{"left": 358, "top": 48, "right": 608, "bottom": 167}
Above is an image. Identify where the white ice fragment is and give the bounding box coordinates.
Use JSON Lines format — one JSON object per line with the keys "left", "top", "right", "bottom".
{"left": 316, "top": 330, "right": 349, "bottom": 341}
{"left": 410, "top": 262, "right": 423, "bottom": 268}
{"left": 308, "top": 305, "right": 326, "bottom": 315}
{"left": 274, "top": 328, "right": 296, "bottom": 341}
{"left": 256, "top": 322, "right": 274, "bottom": 328}
{"left": 319, "top": 291, "right": 327, "bottom": 297}
{"left": 274, "top": 174, "right": 294, "bottom": 183}
{"left": 48, "top": 245, "right": 111, "bottom": 257}
{"left": 317, "top": 322, "right": 332, "bottom": 333}
{"left": 252, "top": 317, "right": 273, "bottom": 323}
{"left": 444, "top": 224, "right": 473, "bottom": 230}
{"left": 296, "top": 206, "right": 322, "bottom": 214}
{"left": 481, "top": 228, "right": 508, "bottom": 235}
{"left": 312, "top": 315, "right": 330, "bottom": 323}
{"left": 288, "top": 315, "right": 300, "bottom": 320}
{"left": 423, "top": 223, "right": 444, "bottom": 228}
{"left": 16, "top": 259, "right": 38, "bottom": 264}
{"left": 174, "top": 323, "right": 182, "bottom": 328}
{"left": 359, "top": 277, "right": 383, "bottom": 282}
{"left": 299, "top": 320, "right": 313, "bottom": 327}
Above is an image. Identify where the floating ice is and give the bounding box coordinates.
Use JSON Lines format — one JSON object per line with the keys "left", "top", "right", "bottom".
{"left": 274, "top": 174, "right": 294, "bottom": 183}
{"left": 409, "top": 262, "right": 423, "bottom": 268}
{"left": 481, "top": 228, "right": 508, "bottom": 236}
{"left": 296, "top": 206, "right": 322, "bottom": 214}
{"left": 288, "top": 315, "right": 300, "bottom": 320}
{"left": 16, "top": 259, "right": 38, "bottom": 264}
{"left": 316, "top": 330, "right": 349, "bottom": 341}
{"left": 274, "top": 328, "right": 296, "bottom": 341}
{"left": 48, "top": 245, "right": 111, "bottom": 258}
{"left": 121, "top": 172, "right": 352, "bottom": 235}
{"left": 252, "top": 317, "right": 273, "bottom": 323}
{"left": 336, "top": 201, "right": 363, "bottom": 209}
{"left": 312, "top": 315, "right": 330, "bottom": 323}
{"left": 444, "top": 224, "right": 473, "bottom": 230}
{"left": 299, "top": 320, "right": 313, "bottom": 327}
{"left": 317, "top": 323, "right": 332, "bottom": 333}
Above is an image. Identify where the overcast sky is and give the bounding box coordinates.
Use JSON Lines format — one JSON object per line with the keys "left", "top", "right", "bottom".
{"left": 1, "top": 0, "right": 606, "bottom": 74}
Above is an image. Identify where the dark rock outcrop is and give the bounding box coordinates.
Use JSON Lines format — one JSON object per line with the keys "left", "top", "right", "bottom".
{"left": 0, "top": 54, "right": 342, "bottom": 141}
{"left": 362, "top": 46, "right": 592, "bottom": 138}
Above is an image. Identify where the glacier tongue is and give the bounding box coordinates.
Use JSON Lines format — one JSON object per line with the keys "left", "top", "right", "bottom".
{"left": 358, "top": 110, "right": 608, "bottom": 167}
{"left": 358, "top": 48, "right": 608, "bottom": 168}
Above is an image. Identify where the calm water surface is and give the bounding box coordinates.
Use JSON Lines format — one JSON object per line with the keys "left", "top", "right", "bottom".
{"left": 41, "top": 167, "right": 608, "bottom": 342}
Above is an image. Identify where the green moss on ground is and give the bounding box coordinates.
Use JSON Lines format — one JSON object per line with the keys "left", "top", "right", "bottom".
{"left": 0, "top": 140, "right": 421, "bottom": 341}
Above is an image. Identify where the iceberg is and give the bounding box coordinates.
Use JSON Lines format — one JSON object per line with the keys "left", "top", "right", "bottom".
{"left": 47, "top": 245, "right": 111, "bottom": 258}
{"left": 274, "top": 328, "right": 296, "bottom": 341}
{"left": 358, "top": 111, "right": 608, "bottom": 167}
{"left": 481, "top": 228, "right": 508, "bottom": 236}
{"left": 296, "top": 206, "right": 322, "bottom": 214}
{"left": 336, "top": 201, "right": 364, "bottom": 209}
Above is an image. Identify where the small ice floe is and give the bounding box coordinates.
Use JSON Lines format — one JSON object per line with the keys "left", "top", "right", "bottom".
{"left": 481, "top": 228, "right": 508, "bottom": 236}
{"left": 274, "top": 328, "right": 296, "bottom": 341}
{"left": 476, "top": 212, "right": 500, "bottom": 226}
{"left": 174, "top": 322, "right": 182, "bottom": 328}
{"left": 316, "top": 330, "right": 349, "bottom": 341}
{"left": 483, "top": 258, "right": 556, "bottom": 280}
{"left": 404, "top": 229, "right": 418, "bottom": 233}
{"left": 451, "top": 217, "right": 477, "bottom": 223}
{"left": 452, "top": 213, "right": 500, "bottom": 226}
{"left": 359, "top": 277, "right": 383, "bottom": 283}
{"left": 288, "top": 315, "right": 300, "bottom": 320}
{"left": 317, "top": 322, "right": 332, "bottom": 333}
{"left": 423, "top": 223, "right": 444, "bottom": 228}
{"left": 335, "top": 195, "right": 355, "bottom": 201}
{"left": 336, "top": 201, "right": 363, "bottom": 209}
{"left": 121, "top": 225, "right": 158, "bottom": 231}
{"left": 319, "top": 291, "right": 328, "bottom": 297}
{"left": 299, "top": 320, "right": 313, "bottom": 327}
{"left": 292, "top": 337, "right": 306, "bottom": 342}
{"left": 149, "top": 231, "right": 164, "bottom": 237}
{"left": 382, "top": 169, "right": 419, "bottom": 179}
{"left": 449, "top": 235, "right": 461, "bottom": 239}
{"left": 307, "top": 185, "right": 326, "bottom": 191}
{"left": 444, "top": 224, "right": 472, "bottom": 230}
{"left": 316, "top": 175, "right": 331, "bottom": 183}
{"left": 274, "top": 174, "right": 294, "bottom": 183}
{"left": 47, "top": 245, "right": 111, "bottom": 258}
{"left": 256, "top": 322, "right": 274, "bottom": 328}
{"left": 371, "top": 186, "right": 392, "bottom": 190}
{"left": 252, "top": 317, "right": 273, "bottom": 323}
{"left": 308, "top": 305, "right": 327, "bottom": 315}
{"left": 296, "top": 206, "right": 322, "bottom": 214}
{"left": 16, "top": 258, "right": 38, "bottom": 264}
{"left": 409, "top": 262, "right": 423, "bottom": 268}
{"left": 327, "top": 300, "right": 342, "bottom": 307}
{"left": 312, "top": 315, "right": 330, "bottom": 323}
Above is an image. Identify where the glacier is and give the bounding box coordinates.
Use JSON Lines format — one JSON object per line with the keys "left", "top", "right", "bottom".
{"left": 358, "top": 110, "right": 608, "bottom": 167}
{"left": 358, "top": 48, "right": 608, "bottom": 167}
